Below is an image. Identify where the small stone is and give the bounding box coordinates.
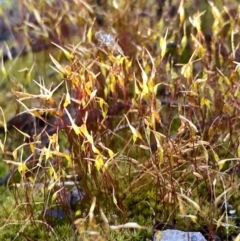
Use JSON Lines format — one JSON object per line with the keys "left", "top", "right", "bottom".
{"left": 153, "top": 229, "right": 206, "bottom": 241}
{"left": 95, "top": 30, "right": 124, "bottom": 56}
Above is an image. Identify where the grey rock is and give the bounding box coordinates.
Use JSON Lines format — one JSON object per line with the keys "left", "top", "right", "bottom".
{"left": 153, "top": 229, "right": 206, "bottom": 241}
{"left": 45, "top": 209, "right": 65, "bottom": 220}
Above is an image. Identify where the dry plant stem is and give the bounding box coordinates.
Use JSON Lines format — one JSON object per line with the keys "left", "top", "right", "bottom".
{"left": 0, "top": 96, "right": 182, "bottom": 186}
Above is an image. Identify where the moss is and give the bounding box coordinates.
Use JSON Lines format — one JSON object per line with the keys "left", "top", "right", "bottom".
{"left": 0, "top": 0, "right": 240, "bottom": 240}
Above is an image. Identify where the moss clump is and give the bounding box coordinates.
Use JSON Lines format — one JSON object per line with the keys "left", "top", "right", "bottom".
{"left": 0, "top": 0, "right": 240, "bottom": 240}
